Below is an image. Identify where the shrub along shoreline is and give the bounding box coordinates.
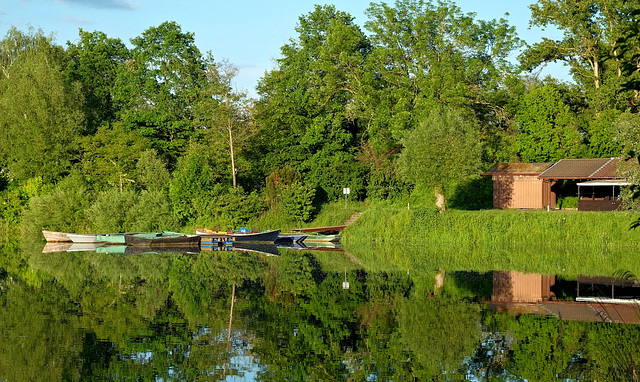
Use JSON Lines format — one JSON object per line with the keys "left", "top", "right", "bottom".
{"left": 342, "top": 208, "right": 640, "bottom": 278}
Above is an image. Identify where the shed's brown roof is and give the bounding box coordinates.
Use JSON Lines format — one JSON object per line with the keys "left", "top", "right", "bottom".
{"left": 538, "top": 158, "right": 619, "bottom": 179}
{"left": 483, "top": 162, "right": 553, "bottom": 175}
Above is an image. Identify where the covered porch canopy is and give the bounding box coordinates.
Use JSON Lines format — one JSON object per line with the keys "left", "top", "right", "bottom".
{"left": 577, "top": 179, "right": 631, "bottom": 211}
{"left": 538, "top": 158, "right": 622, "bottom": 210}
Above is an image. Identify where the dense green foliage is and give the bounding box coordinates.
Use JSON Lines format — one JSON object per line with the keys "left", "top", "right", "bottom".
{"left": 2, "top": 0, "right": 640, "bottom": 231}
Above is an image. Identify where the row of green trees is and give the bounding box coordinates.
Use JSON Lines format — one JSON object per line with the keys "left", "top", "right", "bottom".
{"left": 2, "top": 0, "right": 640, "bottom": 231}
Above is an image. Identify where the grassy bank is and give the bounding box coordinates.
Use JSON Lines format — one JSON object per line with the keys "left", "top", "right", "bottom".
{"left": 342, "top": 207, "right": 640, "bottom": 277}
{"left": 247, "top": 201, "right": 367, "bottom": 233}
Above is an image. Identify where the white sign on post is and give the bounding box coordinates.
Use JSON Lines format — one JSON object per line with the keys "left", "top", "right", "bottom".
{"left": 343, "top": 188, "right": 350, "bottom": 210}
{"left": 343, "top": 188, "right": 350, "bottom": 195}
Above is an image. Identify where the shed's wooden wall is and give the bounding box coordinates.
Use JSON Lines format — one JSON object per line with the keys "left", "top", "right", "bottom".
{"left": 492, "top": 175, "right": 544, "bottom": 209}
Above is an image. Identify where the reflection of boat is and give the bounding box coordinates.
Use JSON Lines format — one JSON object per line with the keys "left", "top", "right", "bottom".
{"left": 42, "top": 230, "right": 73, "bottom": 242}
{"left": 124, "top": 232, "right": 201, "bottom": 246}
{"left": 276, "top": 241, "right": 308, "bottom": 250}
{"left": 200, "top": 241, "right": 280, "bottom": 256}
{"left": 305, "top": 241, "right": 343, "bottom": 248}
{"left": 196, "top": 229, "right": 281, "bottom": 243}
{"left": 233, "top": 242, "right": 280, "bottom": 256}
{"left": 276, "top": 241, "right": 344, "bottom": 252}
{"left": 42, "top": 242, "right": 106, "bottom": 253}
{"left": 124, "top": 245, "right": 200, "bottom": 255}
{"left": 67, "top": 233, "right": 102, "bottom": 243}
{"left": 304, "top": 234, "right": 341, "bottom": 243}
{"left": 42, "top": 242, "right": 73, "bottom": 253}
{"left": 96, "top": 245, "right": 128, "bottom": 254}
{"left": 96, "top": 245, "right": 201, "bottom": 255}
{"left": 67, "top": 242, "right": 105, "bottom": 252}
{"left": 200, "top": 242, "right": 234, "bottom": 252}
{"left": 303, "top": 242, "right": 344, "bottom": 251}
{"left": 276, "top": 233, "right": 307, "bottom": 243}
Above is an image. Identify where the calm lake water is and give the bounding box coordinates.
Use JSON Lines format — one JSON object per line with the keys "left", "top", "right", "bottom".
{"left": 1, "top": 237, "right": 640, "bottom": 381}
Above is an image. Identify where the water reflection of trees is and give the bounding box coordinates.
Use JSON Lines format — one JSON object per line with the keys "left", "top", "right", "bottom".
{"left": 3, "top": 243, "right": 640, "bottom": 380}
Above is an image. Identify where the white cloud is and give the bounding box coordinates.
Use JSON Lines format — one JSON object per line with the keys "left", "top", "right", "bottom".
{"left": 58, "top": 0, "right": 136, "bottom": 10}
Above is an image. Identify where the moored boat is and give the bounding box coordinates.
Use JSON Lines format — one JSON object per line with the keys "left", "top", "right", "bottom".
{"left": 97, "top": 232, "right": 157, "bottom": 244}
{"left": 124, "top": 232, "right": 201, "bottom": 247}
{"left": 42, "top": 230, "right": 73, "bottom": 243}
{"left": 196, "top": 228, "right": 281, "bottom": 243}
{"left": 67, "top": 233, "right": 102, "bottom": 243}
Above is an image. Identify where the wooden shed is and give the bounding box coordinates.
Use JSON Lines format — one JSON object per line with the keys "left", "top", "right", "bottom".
{"left": 483, "top": 163, "right": 552, "bottom": 209}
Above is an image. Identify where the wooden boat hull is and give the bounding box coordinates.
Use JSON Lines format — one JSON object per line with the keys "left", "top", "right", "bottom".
{"left": 196, "top": 229, "right": 281, "bottom": 243}
{"left": 96, "top": 232, "right": 153, "bottom": 244}
{"left": 124, "top": 233, "right": 201, "bottom": 247}
{"left": 67, "top": 233, "right": 101, "bottom": 243}
{"left": 42, "top": 230, "right": 73, "bottom": 242}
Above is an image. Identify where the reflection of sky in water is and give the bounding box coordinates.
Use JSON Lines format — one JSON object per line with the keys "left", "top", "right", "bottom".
{"left": 130, "top": 351, "right": 153, "bottom": 364}
{"left": 128, "top": 328, "right": 263, "bottom": 381}
{"left": 226, "top": 353, "right": 260, "bottom": 381}
{"left": 219, "top": 330, "right": 263, "bottom": 381}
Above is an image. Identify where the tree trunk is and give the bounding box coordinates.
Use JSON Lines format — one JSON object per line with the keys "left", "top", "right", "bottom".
{"left": 592, "top": 57, "right": 600, "bottom": 90}
{"left": 435, "top": 186, "right": 446, "bottom": 213}
{"left": 225, "top": 93, "right": 237, "bottom": 188}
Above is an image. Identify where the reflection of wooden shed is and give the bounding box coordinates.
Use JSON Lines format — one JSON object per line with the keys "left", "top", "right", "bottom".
{"left": 488, "top": 272, "right": 640, "bottom": 324}
{"left": 538, "top": 158, "right": 624, "bottom": 211}
{"left": 483, "top": 163, "right": 552, "bottom": 209}
{"left": 492, "top": 271, "right": 556, "bottom": 303}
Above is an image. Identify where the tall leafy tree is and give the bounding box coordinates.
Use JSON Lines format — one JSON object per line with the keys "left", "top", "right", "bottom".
{"left": 65, "top": 29, "right": 129, "bottom": 134}
{"left": 113, "top": 21, "right": 206, "bottom": 165}
{"left": 195, "top": 57, "right": 255, "bottom": 189}
{"left": 364, "top": 0, "right": 521, "bottom": 150}
{"left": 256, "top": 5, "right": 370, "bottom": 201}
{"left": 79, "top": 121, "right": 152, "bottom": 191}
{"left": 398, "top": 105, "right": 482, "bottom": 209}
{"left": 168, "top": 142, "right": 228, "bottom": 224}
{"left": 585, "top": 108, "right": 624, "bottom": 157}
{"left": 521, "top": 0, "right": 640, "bottom": 111}
{"left": 0, "top": 31, "right": 84, "bottom": 183}
{"left": 514, "top": 84, "right": 584, "bottom": 162}
{"left": 0, "top": 26, "right": 62, "bottom": 79}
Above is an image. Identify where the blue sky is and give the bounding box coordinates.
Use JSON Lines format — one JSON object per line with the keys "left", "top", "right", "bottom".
{"left": 1, "top": 0, "right": 568, "bottom": 98}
